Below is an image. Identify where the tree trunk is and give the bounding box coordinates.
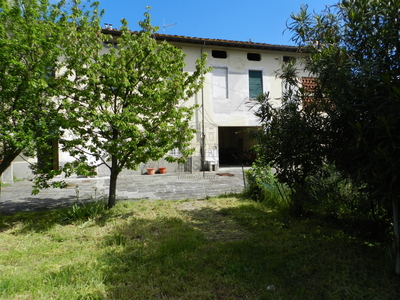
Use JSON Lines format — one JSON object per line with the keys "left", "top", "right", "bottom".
{"left": 108, "top": 155, "right": 119, "bottom": 209}
{"left": 37, "top": 139, "right": 59, "bottom": 172}
{"left": 0, "top": 150, "right": 21, "bottom": 177}
{"left": 393, "top": 197, "right": 400, "bottom": 274}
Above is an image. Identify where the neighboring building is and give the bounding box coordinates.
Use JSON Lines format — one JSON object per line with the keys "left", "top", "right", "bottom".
{"left": 2, "top": 32, "right": 302, "bottom": 182}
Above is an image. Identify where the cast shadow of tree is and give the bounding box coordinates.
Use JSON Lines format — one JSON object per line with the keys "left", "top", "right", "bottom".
{"left": 99, "top": 203, "right": 276, "bottom": 299}
{"left": 0, "top": 196, "right": 106, "bottom": 233}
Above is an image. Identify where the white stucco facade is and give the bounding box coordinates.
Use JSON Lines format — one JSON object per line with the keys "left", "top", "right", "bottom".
{"left": 161, "top": 35, "right": 302, "bottom": 171}
{"left": 2, "top": 33, "right": 303, "bottom": 182}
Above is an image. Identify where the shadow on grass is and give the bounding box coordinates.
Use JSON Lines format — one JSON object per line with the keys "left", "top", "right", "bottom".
{"left": 0, "top": 209, "right": 66, "bottom": 233}
{"left": 99, "top": 201, "right": 400, "bottom": 299}
{"left": 2, "top": 198, "right": 400, "bottom": 299}
{"left": 100, "top": 215, "right": 272, "bottom": 299}
{"left": 0, "top": 197, "right": 108, "bottom": 233}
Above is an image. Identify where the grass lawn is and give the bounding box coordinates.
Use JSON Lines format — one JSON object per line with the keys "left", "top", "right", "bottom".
{"left": 1, "top": 196, "right": 399, "bottom": 299}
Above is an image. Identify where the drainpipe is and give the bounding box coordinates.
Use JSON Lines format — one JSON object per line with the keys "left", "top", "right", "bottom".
{"left": 201, "top": 42, "right": 206, "bottom": 178}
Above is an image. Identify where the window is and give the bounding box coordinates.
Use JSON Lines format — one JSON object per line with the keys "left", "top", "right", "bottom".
{"left": 247, "top": 53, "right": 261, "bottom": 61}
{"left": 249, "top": 70, "right": 263, "bottom": 99}
{"left": 212, "top": 67, "right": 228, "bottom": 99}
{"left": 168, "top": 148, "right": 182, "bottom": 158}
{"left": 283, "top": 56, "right": 295, "bottom": 63}
{"left": 212, "top": 50, "right": 227, "bottom": 59}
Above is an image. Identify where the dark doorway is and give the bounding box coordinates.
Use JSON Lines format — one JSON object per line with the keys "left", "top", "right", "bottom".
{"left": 218, "top": 126, "right": 258, "bottom": 166}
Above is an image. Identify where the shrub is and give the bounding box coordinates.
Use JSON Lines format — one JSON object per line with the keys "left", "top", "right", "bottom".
{"left": 60, "top": 199, "right": 108, "bottom": 223}
{"left": 243, "top": 162, "right": 289, "bottom": 209}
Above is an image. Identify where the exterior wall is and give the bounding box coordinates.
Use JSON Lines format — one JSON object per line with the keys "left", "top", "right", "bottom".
{"left": 1, "top": 37, "right": 304, "bottom": 182}
{"left": 1, "top": 155, "right": 35, "bottom": 183}
{"left": 178, "top": 43, "right": 303, "bottom": 170}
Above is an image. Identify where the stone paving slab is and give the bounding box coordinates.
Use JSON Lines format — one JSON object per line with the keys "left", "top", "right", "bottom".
{"left": 0, "top": 168, "right": 248, "bottom": 214}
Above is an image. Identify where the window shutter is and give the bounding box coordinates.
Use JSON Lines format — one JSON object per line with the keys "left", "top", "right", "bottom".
{"left": 249, "top": 70, "right": 263, "bottom": 99}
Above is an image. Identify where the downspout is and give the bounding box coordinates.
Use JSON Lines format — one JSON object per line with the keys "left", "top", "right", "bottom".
{"left": 201, "top": 42, "right": 206, "bottom": 178}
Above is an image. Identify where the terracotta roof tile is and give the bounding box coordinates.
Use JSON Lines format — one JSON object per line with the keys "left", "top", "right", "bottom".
{"left": 154, "top": 33, "right": 298, "bottom": 52}
{"left": 102, "top": 29, "right": 298, "bottom": 52}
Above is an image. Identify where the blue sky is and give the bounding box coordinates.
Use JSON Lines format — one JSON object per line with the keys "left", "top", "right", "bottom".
{"left": 96, "top": 0, "right": 338, "bottom": 46}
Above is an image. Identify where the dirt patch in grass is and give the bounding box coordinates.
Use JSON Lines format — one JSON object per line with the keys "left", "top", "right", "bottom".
{"left": 216, "top": 172, "right": 235, "bottom": 176}
{"left": 176, "top": 199, "right": 252, "bottom": 242}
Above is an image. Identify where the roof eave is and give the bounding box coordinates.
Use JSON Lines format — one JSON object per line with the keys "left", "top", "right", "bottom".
{"left": 156, "top": 35, "right": 298, "bottom": 52}
{"left": 101, "top": 29, "right": 299, "bottom": 53}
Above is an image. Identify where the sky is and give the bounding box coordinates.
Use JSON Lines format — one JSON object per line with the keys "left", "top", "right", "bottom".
{"left": 96, "top": 0, "right": 338, "bottom": 46}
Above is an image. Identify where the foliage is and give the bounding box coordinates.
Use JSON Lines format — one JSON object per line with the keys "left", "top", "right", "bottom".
{"left": 244, "top": 160, "right": 274, "bottom": 195}
{"left": 284, "top": 0, "right": 400, "bottom": 273}
{"left": 251, "top": 79, "right": 328, "bottom": 216}
{"left": 243, "top": 160, "right": 290, "bottom": 209}
{"left": 59, "top": 199, "right": 108, "bottom": 223}
{"left": 0, "top": 0, "right": 103, "bottom": 187}
{"left": 288, "top": 0, "right": 400, "bottom": 202}
{"left": 246, "top": 157, "right": 372, "bottom": 222}
{"left": 298, "top": 164, "right": 371, "bottom": 219}
{"left": 61, "top": 10, "right": 208, "bottom": 208}
{"left": 1, "top": 197, "right": 399, "bottom": 299}
{"left": 251, "top": 0, "right": 400, "bottom": 272}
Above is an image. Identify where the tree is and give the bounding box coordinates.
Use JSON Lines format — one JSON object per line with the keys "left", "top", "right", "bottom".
{"left": 62, "top": 11, "right": 208, "bottom": 208}
{"left": 282, "top": 0, "right": 400, "bottom": 273}
{"left": 0, "top": 0, "right": 102, "bottom": 185}
{"left": 251, "top": 61, "right": 329, "bottom": 216}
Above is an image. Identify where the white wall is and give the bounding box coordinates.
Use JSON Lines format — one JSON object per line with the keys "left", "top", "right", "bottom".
{"left": 179, "top": 43, "right": 303, "bottom": 167}
{"left": 3, "top": 40, "right": 305, "bottom": 180}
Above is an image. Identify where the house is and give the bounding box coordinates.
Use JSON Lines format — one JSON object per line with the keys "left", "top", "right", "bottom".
{"left": 143, "top": 33, "right": 301, "bottom": 173}
{"left": 2, "top": 32, "right": 302, "bottom": 182}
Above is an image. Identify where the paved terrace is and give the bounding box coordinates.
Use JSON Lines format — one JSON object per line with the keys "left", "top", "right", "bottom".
{"left": 0, "top": 168, "right": 248, "bottom": 214}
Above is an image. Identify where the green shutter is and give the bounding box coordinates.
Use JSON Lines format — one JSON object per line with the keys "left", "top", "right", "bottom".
{"left": 249, "top": 70, "right": 263, "bottom": 99}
